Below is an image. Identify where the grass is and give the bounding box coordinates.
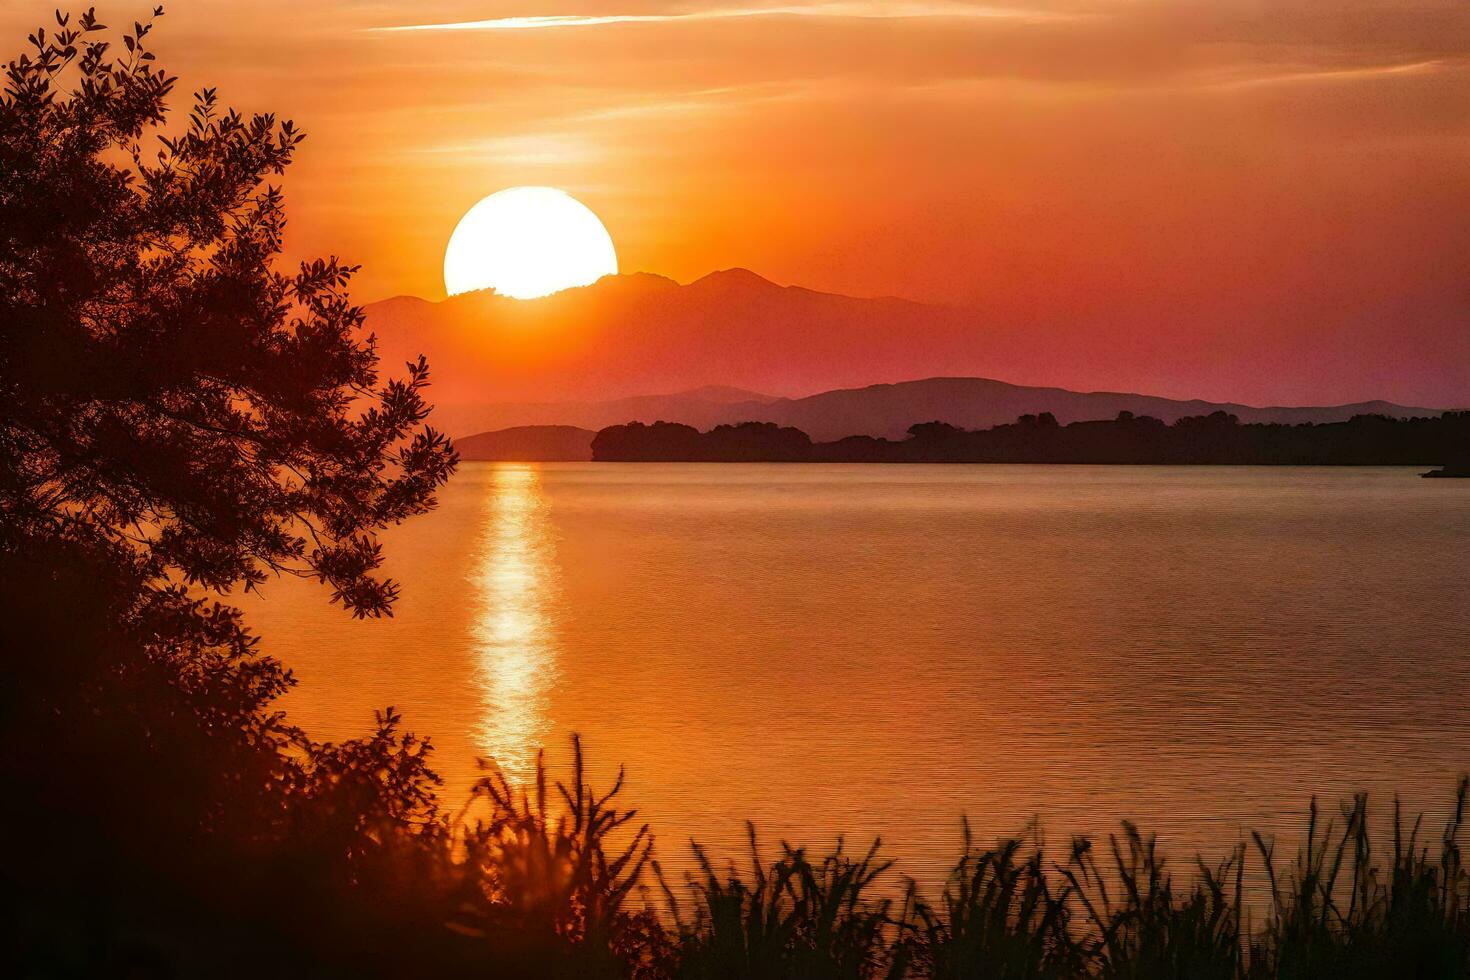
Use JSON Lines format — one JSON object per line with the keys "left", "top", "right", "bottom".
{"left": 14, "top": 703, "right": 1470, "bottom": 978}
{"left": 425, "top": 738, "right": 1470, "bottom": 979}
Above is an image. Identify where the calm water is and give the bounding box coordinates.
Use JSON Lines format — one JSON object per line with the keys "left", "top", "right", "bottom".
{"left": 245, "top": 464, "right": 1470, "bottom": 885}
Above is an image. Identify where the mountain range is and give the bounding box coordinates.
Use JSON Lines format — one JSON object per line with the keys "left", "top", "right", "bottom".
{"left": 363, "top": 270, "right": 1454, "bottom": 451}
{"left": 452, "top": 376, "right": 1447, "bottom": 460}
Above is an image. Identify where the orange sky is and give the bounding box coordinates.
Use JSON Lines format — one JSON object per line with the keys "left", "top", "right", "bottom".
{"left": 6, "top": 1, "right": 1469, "bottom": 404}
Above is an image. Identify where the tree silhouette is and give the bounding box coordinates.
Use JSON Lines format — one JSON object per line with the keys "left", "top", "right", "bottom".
{"left": 592, "top": 411, "right": 1470, "bottom": 465}
{"left": 907, "top": 420, "right": 965, "bottom": 442}
{"left": 0, "top": 6, "right": 456, "bottom": 617}
{"left": 0, "top": 11, "right": 462, "bottom": 973}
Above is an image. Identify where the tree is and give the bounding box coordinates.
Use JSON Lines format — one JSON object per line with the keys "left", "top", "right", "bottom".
{"left": 0, "top": 6, "right": 456, "bottom": 618}
{"left": 0, "top": 11, "right": 465, "bottom": 971}
{"left": 907, "top": 420, "right": 965, "bottom": 442}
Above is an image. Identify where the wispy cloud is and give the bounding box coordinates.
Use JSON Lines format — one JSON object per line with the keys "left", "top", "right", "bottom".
{"left": 371, "top": 2, "right": 1079, "bottom": 33}
{"left": 1194, "top": 59, "right": 1451, "bottom": 93}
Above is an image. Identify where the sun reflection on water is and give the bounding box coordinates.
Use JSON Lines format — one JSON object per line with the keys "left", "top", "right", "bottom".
{"left": 468, "top": 465, "right": 560, "bottom": 782}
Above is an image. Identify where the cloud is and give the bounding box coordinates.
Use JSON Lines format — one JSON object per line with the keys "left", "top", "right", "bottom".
{"left": 1194, "top": 59, "right": 1450, "bottom": 93}
{"left": 372, "top": 2, "right": 1080, "bottom": 33}
{"left": 363, "top": 1, "right": 1470, "bottom": 94}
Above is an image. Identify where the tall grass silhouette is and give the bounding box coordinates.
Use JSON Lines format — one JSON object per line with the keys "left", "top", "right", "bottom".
{"left": 402, "top": 739, "right": 1470, "bottom": 979}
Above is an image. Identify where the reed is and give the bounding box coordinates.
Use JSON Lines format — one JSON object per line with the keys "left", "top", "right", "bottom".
{"left": 13, "top": 715, "right": 1470, "bottom": 978}
{"left": 406, "top": 741, "right": 1470, "bottom": 979}
{"left": 454, "top": 745, "right": 1470, "bottom": 979}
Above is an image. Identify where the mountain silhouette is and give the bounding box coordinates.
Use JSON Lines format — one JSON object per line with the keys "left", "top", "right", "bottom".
{"left": 364, "top": 268, "right": 943, "bottom": 433}
{"left": 365, "top": 270, "right": 1458, "bottom": 438}
{"left": 717, "top": 378, "right": 1447, "bottom": 441}
{"left": 455, "top": 425, "right": 597, "bottom": 461}
{"left": 454, "top": 376, "right": 1445, "bottom": 444}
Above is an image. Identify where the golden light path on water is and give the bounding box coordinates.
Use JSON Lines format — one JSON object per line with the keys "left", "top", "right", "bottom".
{"left": 466, "top": 465, "right": 560, "bottom": 782}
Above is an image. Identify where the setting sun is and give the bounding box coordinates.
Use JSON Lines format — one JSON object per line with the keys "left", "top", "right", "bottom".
{"left": 443, "top": 186, "right": 617, "bottom": 300}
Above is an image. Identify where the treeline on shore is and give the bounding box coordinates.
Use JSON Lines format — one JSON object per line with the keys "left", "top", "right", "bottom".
{"left": 591, "top": 411, "right": 1470, "bottom": 467}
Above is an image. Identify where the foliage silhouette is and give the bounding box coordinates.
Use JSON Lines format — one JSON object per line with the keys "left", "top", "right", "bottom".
{"left": 0, "top": 5, "right": 455, "bottom": 618}
{"left": 0, "top": 7, "right": 457, "bottom": 975}
{"left": 591, "top": 421, "right": 813, "bottom": 462}
{"left": 660, "top": 827, "right": 899, "bottom": 980}
{"left": 592, "top": 411, "right": 1470, "bottom": 466}
{"left": 452, "top": 735, "right": 669, "bottom": 977}
{"left": 898, "top": 825, "right": 1083, "bottom": 979}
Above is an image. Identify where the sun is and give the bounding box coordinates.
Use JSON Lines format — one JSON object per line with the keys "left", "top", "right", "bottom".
{"left": 444, "top": 186, "right": 618, "bottom": 300}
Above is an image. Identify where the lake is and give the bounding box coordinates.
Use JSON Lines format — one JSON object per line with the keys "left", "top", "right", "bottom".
{"left": 244, "top": 463, "right": 1470, "bottom": 887}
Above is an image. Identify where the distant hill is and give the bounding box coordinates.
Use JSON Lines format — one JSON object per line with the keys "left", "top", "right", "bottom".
{"left": 724, "top": 378, "right": 1448, "bottom": 441}
{"left": 449, "top": 377, "right": 1448, "bottom": 443}
{"left": 363, "top": 270, "right": 1463, "bottom": 438}
{"left": 363, "top": 268, "right": 949, "bottom": 435}
{"left": 445, "top": 386, "right": 780, "bottom": 438}
{"left": 455, "top": 425, "right": 596, "bottom": 462}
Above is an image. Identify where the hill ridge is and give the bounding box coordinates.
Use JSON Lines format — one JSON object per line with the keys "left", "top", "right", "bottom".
{"left": 450, "top": 375, "right": 1450, "bottom": 444}
{"left": 360, "top": 270, "right": 1462, "bottom": 436}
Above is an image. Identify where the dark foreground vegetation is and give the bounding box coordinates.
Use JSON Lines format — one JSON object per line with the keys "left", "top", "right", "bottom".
{"left": 592, "top": 412, "right": 1470, "bottom": 467}
{"left": 6, "top": 9, "right": 1470, "bottom": 978}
